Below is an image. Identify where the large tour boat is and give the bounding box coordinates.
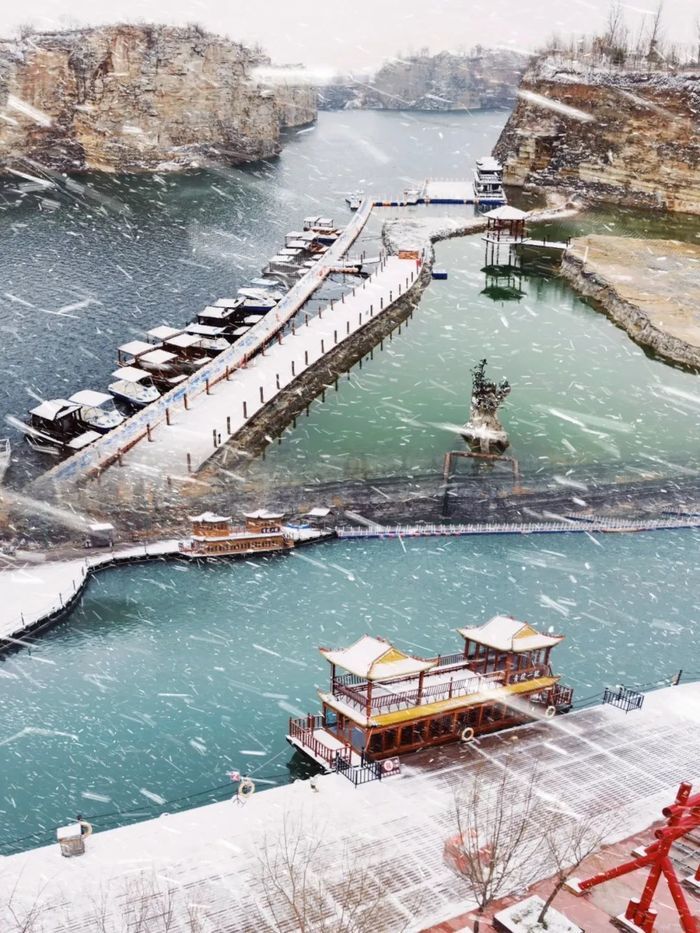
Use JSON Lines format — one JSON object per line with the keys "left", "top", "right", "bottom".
{"left": 26, "top": 399, "right": 101, "bottom": 456}
{"left": 287, "top": 615, "right": 573, "bottom": 770}
{"left": 474, "top": 156, "right": 507, "bottom": 206}
{"left": 179, "top": 510, "right": 296, "bottom": 558}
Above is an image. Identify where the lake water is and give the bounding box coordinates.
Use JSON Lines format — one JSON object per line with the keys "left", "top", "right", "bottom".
{"left": 2, "top": 109, "right": 698, "bottom": 486}
{"left": 1, "top": 529, "right": 699, "bottom": 852}
{"left": 1, "top": 110, "right": 699, "bottom": 854}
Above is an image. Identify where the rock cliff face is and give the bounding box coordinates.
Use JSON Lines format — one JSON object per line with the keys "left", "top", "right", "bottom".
{"left": 0, "top": 24, "right": 317, "bottom": 173}
{"left": 494, "top": 59, "right": 700, "bottom": 214}
{"left": 318, "top": 49, "right": 529, "bottom": 111}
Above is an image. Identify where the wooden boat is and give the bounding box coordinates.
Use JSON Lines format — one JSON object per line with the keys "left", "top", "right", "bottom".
{"left": 108, "top": 367, "right": 160, "bottom": 409}
{"left": 68, "top": 390, "right": 125, "bottom": 434}
{"left": 0, "top": 438, "right": 11, "bottom": 481}
{"left": 185, "top": 323, "right": 231, "bottom": 355}
{"left": 179, "top": 510, "right": 295, "bottom": 558}
{"left": 26, "top": 399, "right": 100, "bottom": 456}
{"left": 287, "top": 615, "right": 573, "bottom": 771}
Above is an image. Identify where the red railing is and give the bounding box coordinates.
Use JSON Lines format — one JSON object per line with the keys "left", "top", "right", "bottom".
{"left": 288, "top": 715, "right": 348, "bottom": 768}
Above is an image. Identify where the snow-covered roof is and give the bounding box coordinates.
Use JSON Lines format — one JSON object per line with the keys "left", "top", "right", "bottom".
{"left": 111, "top": 366, "right": 153, "bottom": 384}
{"left": 200, "top": 306, "right": 236, "bottom": 320}
{"left": 476, "top": 156, "right": 503, "bottom": 171}
{"left": 484, "top": 205, "right": 529, "bottom": 221}
{"left": 140, "top": 349, "right": 177, "bottom": 366}
{"left": 148, "top": 325, "right": 183, "bottom": 341}
{"left": 166, "top": 333, "right": 202, "bottom": 349}
{"left": 118, "top": 340, "right": 153, "bottom": 357}
{"left": 69, "top": 390, "right": 113, "bottom": 408}
{"left": 320, "top": 635, "right": 437, "bottom": 682}
{"left": 243, "top": 509, "right": 284, "bottom": 520}
{"left": 458, "top": 615, "right": 563, "bottom": 653}
{"left": 189, "top": 511, "right": 231, "bottom": 523}
{"left": 67, "top": 430, "right": 101, "bottom": 450}
{"left": 30, "top": 399, "right": 79, "bottom": 421}
{"left": 214, "top": 298, "right": 245, "bottom": 308}
{"left": 306, "top": 507, "right": 331, "bottom": 517}
{"left": 186, "top": 323, "right": 226, "bottom": 337}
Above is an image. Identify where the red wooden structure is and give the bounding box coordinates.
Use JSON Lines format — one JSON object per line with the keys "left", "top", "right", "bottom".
{"left": 569, "top": 782, "right": 700, "bottom": 933}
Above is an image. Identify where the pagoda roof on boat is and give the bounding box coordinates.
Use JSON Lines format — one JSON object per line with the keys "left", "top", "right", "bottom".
{"left": 111, "top": 366, "right": 154, "bottom": 383}
{"left": 484, "top": 205, "right": 529, "bottom": 221}
{"left": 458, "top": 615, "right": 563, "bottom": 653}
{"left": 243, "top": 509, "right": 284, "bottom": 520}
{"left": 69, "top": 390, "right": 113, "bottom": 408}
{"left": 320, "top": 635, "right": 437, "bottom": 682}
{"left": 30, "top": 399, "right": 79, "bottom": 421}
{"left": 148, "top": 325, "right": 183, "bottom": 341}
{"left": 189, "top": 511, "right": 231, "bottom": 523}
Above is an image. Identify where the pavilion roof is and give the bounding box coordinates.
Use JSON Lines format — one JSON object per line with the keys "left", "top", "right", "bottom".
{"left": 243, "top": 509, "right": 284, "bottom": 520}
{"left": 320, "top": 635, "right": 436, "bottom": 682}
{"left": 484, "top": 205, "right": 529, "bottom": 221}
{"left": 458, "top": 615, "right": 563, "bottom": 653}
{"left": 189, "top": 511, "right": 231, "bottom": 523}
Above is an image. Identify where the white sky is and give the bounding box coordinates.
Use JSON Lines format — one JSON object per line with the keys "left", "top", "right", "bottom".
{"left": 0, "top": 0, "right": 695, "bottom": 71}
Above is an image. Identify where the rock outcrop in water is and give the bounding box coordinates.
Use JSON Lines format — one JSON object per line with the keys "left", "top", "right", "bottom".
{"left": 318, "top": 49, "right": 529, "bottom": 111}
{"left": 0, "top": 24, "right": 317, "bottom": 174}
{"left": 494, "top": 57, "right": 700, "bottom": 214}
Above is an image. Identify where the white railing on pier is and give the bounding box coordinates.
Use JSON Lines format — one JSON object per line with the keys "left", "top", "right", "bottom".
{"left": 336, "top": 515, "right": 700, "bottom": 539}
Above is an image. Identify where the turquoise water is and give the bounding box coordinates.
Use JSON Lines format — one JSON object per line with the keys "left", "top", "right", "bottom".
{"left": 244, "top": 232, "right": 700, "bottom": 485}
{"left": 2, "top": 530, "right": 699, "bottom": 852}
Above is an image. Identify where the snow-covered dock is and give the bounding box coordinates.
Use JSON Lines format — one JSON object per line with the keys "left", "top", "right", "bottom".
{"left": 109, "top": 253, "right": 420, "bottom": 488}
{"left": 424, "top": 178, "right": 476, "bottom": 204}
{"left": 2, "top": 682, "right": 699, "bottom": 932}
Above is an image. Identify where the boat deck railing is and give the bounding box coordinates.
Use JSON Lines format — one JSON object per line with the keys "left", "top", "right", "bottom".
{"left": 332, "top": 669, "right": 506, "bottom": 716}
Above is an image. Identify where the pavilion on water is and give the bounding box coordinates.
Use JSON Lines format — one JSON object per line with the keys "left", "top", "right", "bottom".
{"left": 287, "top": 615, "right": 573, "bottom": 769}
{"left": 180, "top": 509, "right": 293, "bottom": 557}
{"left": 482, "top": 205, "right": 529, "bottom": 271}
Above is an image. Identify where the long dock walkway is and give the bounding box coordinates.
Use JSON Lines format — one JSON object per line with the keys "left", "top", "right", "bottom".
{"left": 337, "top": 513, "right": 700, "bottom": 539}
{"left": 1, "top": 683, "right": 698, "bottom": 931}
{"left": 110, "top": 253, "right": 420, "bottom": 487}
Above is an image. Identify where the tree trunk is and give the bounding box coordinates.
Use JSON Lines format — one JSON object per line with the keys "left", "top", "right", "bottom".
{"left": 538, "top": 877, "right": 566, "bottom": 924}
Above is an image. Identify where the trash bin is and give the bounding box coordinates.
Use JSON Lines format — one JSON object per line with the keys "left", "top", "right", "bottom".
{"left": 57, "top": 823, "right": 85, "bottom": 857}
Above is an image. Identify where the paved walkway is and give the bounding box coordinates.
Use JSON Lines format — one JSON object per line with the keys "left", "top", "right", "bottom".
{"left": 0, "top": 560, "right": 87, "bottom": 643}
{"left": 2, "top": 683, "right": 699, "bottom": 931}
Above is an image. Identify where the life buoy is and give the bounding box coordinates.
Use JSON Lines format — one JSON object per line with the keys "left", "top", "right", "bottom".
{"left": 381, "top": 758, "right": 396, "bottom": 774}
{"left": 238, "top": 778, "right": 255, "bottom": 800}
{"left": 545, "top": 706, "right": 556, "bottom": 719}
{"left": 460, "top": 727, "right": 475, "bottom": 743}
{"left": 78, "top": 820, "right": 93, "bottom": 837}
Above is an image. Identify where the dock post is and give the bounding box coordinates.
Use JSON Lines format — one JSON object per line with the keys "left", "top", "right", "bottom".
{"left": 359, "top": 313, "right": 362, "bottom": 325}
{"left": 212, "top": 429, "right": 217, "bottom": 448}
{"left": 184, "top": 394, "right": 189, "bottom": 410}
{"left": 187, "top": 453, "right": 192, "bottom": 473}
{"left": 276, "top": 374, "right": 280, "bottom": 390}
{"left": 380, "top": 297, "right": 383, "bottom": 309}
{"left": 390, "top": 290, "right": 393, "bottom": 301}
{"left": 370, "top": 304, "right": 373, "bottom": 315}
{"left": 292, "top": 323, "right": 296, "bottom": 336}
{"left": 259, "top": 386, "right": 264, "bottom": 403}
{"left": 674, "top": 670, "right": 683, "bottom": 685}
{"left": 226, "top": 416, "right": 231, "bottom": 434}
{"left": 305, "top": 313, "right": 309, "bottom": 327}
{"left": 346, "top": 321, "right": 350, "bottom": 335}
{"left": 205, "top": 379, "right": 210, "bottom": 395}
{"left": 321, "top": 339, "right": 325, "bottom": 353}
{"left": 243, "top": 400, "right": 248, "bottom": 418}
{"left": 118, "top": 451, "right": 123, "bottom": 467}
{"left": 278, "top": 332, "right": 282, "bottom": 344}
{"left": 225, "top": 366, "right": 230, "bottom": 381}
{"left": 335, "top": 378, "right": 339, "bottom": 391}
{"left": 146, "top": 423, "right": 153, "bottom": 442}
{"left": 166, "top": 408, "right": 171, "bottom": 426}
{"left": 291, "top": 361, "right": 296, "bottom": 376}
{"left": 305, "top": 351, "right": 309, "bottom": 365}
{"left": 334, "top": 330, "right": 338, "bottom": 344}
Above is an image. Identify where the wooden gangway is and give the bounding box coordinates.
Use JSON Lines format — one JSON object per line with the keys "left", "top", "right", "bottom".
{"left": 336, "top": 513, "right": 700, "bottom": 539}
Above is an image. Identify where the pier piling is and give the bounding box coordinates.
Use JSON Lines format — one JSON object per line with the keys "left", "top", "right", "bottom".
{"left": 146, "top": 423, "right": 153, "bottom": 442}
{"left": 226, "top": 416, "right": 231, "bottom": 434}
{"left": 187, "top": 453, "right": 192, "bottom": 473}
{"left": 243, "top": 401, "right": 248, "bottom": 418}
{"left": 212, "top": 430, "right": 217, "bottom": 448}
{"left": 166, "top": 408, "right": 171, "bottom": 426}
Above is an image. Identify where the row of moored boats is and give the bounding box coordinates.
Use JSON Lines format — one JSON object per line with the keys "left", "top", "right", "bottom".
{"left": 24, "top": 215, "right": 344, "bottom": 457}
